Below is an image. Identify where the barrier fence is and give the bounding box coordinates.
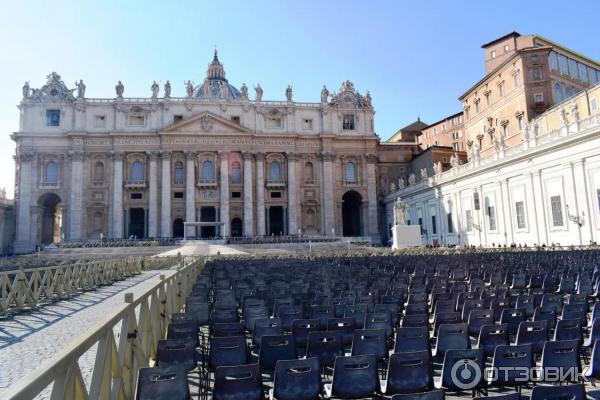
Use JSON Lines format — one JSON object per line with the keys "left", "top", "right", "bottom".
{"left": 0, "top": 256, "right": 181, "bottom": 317}
{"left": 3, "top": 256, "right": 204, "bottom": 400}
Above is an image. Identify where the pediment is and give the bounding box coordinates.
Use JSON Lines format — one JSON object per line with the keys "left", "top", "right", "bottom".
{"left": 161, "top": 111, "right": 251, "bottom": 134}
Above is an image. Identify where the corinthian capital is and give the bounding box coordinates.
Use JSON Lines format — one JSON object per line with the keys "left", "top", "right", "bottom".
{"left": 18, "top": 151, "right": 35, "bottom": 162}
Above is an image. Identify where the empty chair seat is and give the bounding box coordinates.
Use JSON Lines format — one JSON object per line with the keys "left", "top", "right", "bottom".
{"left": 327, "top": 317, "right": 356, "bottom": 346}
{"left": 433, "top": 312, "right": 462, "bottom": 337}
{"left": 540, "top": 339, "right": 581, "bottom": 382}
{"left": 325, "top": 354, "right": 381, "bottom": 399}
{"left": 395, "top": 326, "right": 431, "bottom": 354}
{"left": 259, "top": 334, "right": 297, "bottom": 372}
{"left": 306, "top": 331, "right": 344, "bottom": 370}
{"left": 270, "top": 357, "right": 322, "bottom": 400}
{"left": 291, "top": 318, "right": 320, "bottom": 349}
{"left": 434, "top": 323, "right": 469, "bottom": 357}
{"left": 516, "top": 320, "right": 548, "bottom": 354}
{"left": 365, "top": 312, "right": 393, "bottom": 339}
{"left": 384, "top": 350, "right": 434, "bottom": 395}
{"left": 490, "top": 344, "right": 533, "bottom": 392}
{"left": 477, "top": 323, "right": 508, "bottom": 357}
{"left": 351, "top": 328, "right": 388, "bottom": 361}
{"left": 135, "top": 365, "right": 189, "bottom": 400}
{"left": 252, "top": 318, "right": 283, "bottom": 347}
{"left": 436, "top": 348, "right": 486, "bottom": 393}
{"left": 156, "top": 339, "right": 198, "bottom": 372}
{"left": 209, "top": 335, "right": 248, "bottom": 370}
{"left": 554, "top": 318, "right": 583, "bottom": 343}
{"left": 213, "top": 363, "right": 263, "bottom": 400}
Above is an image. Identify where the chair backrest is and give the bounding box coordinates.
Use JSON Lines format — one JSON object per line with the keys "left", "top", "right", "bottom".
{"left": 402, "top": 313, "right": 430, "bottom": 328}
{"left": 541, "top": 339, "right": 581, "bottom": 381}
{"left": 135, "top": 365, "right": 190, "bottom": 400}
{"left": 351, "top": 328, "right": 387, "bottom": 360}
{"left": 440, "top": 348, "right": 485, "bottom": 390}
{"left": 209, "top": 335, "right": 248, "bottom": 369}
{"left": 272, "top": 357, "right": 322, "bottom": 400}
{"left": 586, "top": 338, "right": 600, "bottom": 379}
{"left": 213, "top": 322, "right": 245, "bottom": 337}
{"left": 491, "top": 344, "right": 533, "bottom": 386}
{"left": 306, "top": 331, "right": 344, "bottom": 367}
{"left": 477, "top": 323, "right": 508, "bottom": 357}
{"left": 365, "top": 312, "right": 393, "bottom": 338}
{"left": 156, "top": 339, "right": 197, "bottom": 372}
{"left": 467, "top": 309, "right": 494, "bottom": 337}
{"left": 433, "top": 312, "right": 462, "bottom": 336}
{"left": 213, "top": 363, "right": 263, "bottom": 400}
{"left": 291, "top": 318, "right": 320, "bottom": 347}
{"left": 331, "top": 354, "right": 380, "bottom": 399}
{"left": 500, "top": 308, "right": 526, "bottom": 335}
{"left": 278, "top": 305, "right": 303, "bottom": 331}
{"left": 516, "top": 320, "right": 548, "bottom": 354}
{"left": 167, "top": 321, "right": 199, "bottom": 347}
{"left": 435, "top": 323, "right": 470, "bottom": 356}
{"left": 533, "top": 305, "right": 557, "bottom": 328}
{"left": 259, "top": 334, "right": 297, "bottom": 371}
{"left": 530, "top": 383, "right": 586, "bottom": 400}
{"left": 390, "top": 389, "right": 445, "bottom": 400}
{"left": 554, "top": 318, "right": 583, "bottom": 342}
{"left": 344, "top": 305, "right": 368, "bottom": 329}
{"left": 386, "top": 350, "right": 433, "bottom": 395}
{"left": 252, "top": 318, "right": 283, "bottom": 346}
{"left": 474, "top": 393, "right": 519, "bottom": 400}
{"left": 395, "top": 326, "right": 431, "bottom": 353}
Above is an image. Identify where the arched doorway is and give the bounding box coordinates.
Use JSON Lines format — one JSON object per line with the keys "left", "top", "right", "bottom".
{"left": 342, "top": 191, "right": 362, "bottom": 237}
{"left": 231, "top": 218, "right": 243, "bottom": 237}
{"left": 172, "top": 218, "right": 184, "bottom": 238}
{"left": 38, "top": 193, "right": 62, "bottom": 245}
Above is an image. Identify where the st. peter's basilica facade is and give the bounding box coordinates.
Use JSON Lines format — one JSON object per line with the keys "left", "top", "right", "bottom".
{"left": 12, "top": 52, "right": 413, "bottom": 253}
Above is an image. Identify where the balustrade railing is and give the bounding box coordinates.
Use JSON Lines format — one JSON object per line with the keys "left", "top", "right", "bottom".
{"left": 0, "top": 256, "right": 179, "bottom": 316}
{"left": 2, "top": 257, "right": 203, "bottom": 400}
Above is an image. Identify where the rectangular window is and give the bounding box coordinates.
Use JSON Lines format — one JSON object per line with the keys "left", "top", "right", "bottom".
{"left": 591, "top": 98, "right": 598, "bottom": 113}
{"left": 418, "top": 217, "right": 424, "bottom": 234}
{"left": 303, "top": 118, "right": 313, "bottom": 130}
{"left": 431, "top": 215, "right": 437, "bottom": 235}
{"left": 515, "top": 201, "right": 526, "bottom": 229}
{"left": 174, "top": 192, "right": 184, "bottom": 199}
{"left": 487, "top": 205, "right": 497, "bottom": 231}
{"left": 46, "top": 110, "right": 60, "bottom": 126}
{"left": 534, "top": 93, "right": 544, "bottom": 102}
{"left": 531, "top": 68, "right": 542, "bottom": 81}
{"left": 452, "top": 142, "right": 459, "bottom": 151}
{"left": 465, "top": 210, "right": 473, "bottom": 232}
{"left": 94, "top": 115, "right": 106, "bottom": 128}
{"left": 518, "top": 116, "right": 524, "bottom": 130}
{"left": 568, "top": 58, "right": 578, "bottom": 79}
{"left": 499, "top": 84, "right": 505, "bottom": 96}
{"left": 486, "top": 93, "right": 491, "bottom": 106}
{"left": 447, "top": 212, "right": 454, "bottom": 233}
{"left": 173, "top": 115, "right": 184, "bottom": 123}
{"left": 491, "top": 50, "right": 496, "bottom": 59}
{"left": 231, "top": 191, "right": 242, "bottom": 199}
{"left": 558, "top": 54, "right": 569, "bottom": 75}
{"left": 270, "top": 191, "right": 282, "bottom": 198}
{"left": 230, "top": 116, "right": 240, "bottom": 125}
{"left": 550, "top": 195, "right": 564, "bottom": 227}
{"left": 504, "top": 44, "right": 509, "bottom": 53}
{"left": 342, "top": 114, "right": 355, "bottom": 130}
{"left": 475, "top": 102, "right": 480, "bottom": 113}
{"left": 549, "top": 51, "right": 559, "bottom": 72}
{"left": 129, "top": 115, "right": 145, "bottom": 126}
{"left": 433, "top": 128, "right": 437, "bottom": 135}
{"left": 578, "top": 63, "right": 589, "bottom": 83}
{"left": 201, "top": 190, "right": 215, "bottom": 200}
{"left": 597, "top": 189, "right": 600, "bottom": 213}
{"left": 266, "top": 117, "right": 282, "bottom": 128}
{"left": 473, "top": 192, "right": 480, "bottom": 210}
{"left": 513, "top": 73, "right": 520, "bottom": 87}
{"left": 130, "top": 193, "right": 143, "bottom": 200}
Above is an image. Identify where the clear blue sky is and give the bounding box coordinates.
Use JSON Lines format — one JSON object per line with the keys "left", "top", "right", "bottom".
{"left": 1, "top": 0, "right": 599, "bottom": 197}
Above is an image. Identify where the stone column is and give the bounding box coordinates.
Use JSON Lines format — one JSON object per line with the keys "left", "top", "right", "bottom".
{"left": 287, "top": 153, "right": 298, "bottom": 235}
{"left": 531, "top": 171, "right": 548, "bottom": 245}
{"left": 147, "top": 152, "right": 158, "bottom": 237}
{"left": 255, "top": 153, "right": 266, "bottom": 236}
{"left": 243, "top": 152, "right": 254, "bottom": 236}
{"left": 185, "top": 152, "right": 196, "bottom": 238}
{"left": 219, "top": 151, "right": 230, "bottom": 237}
{"left": 111, "top": 152, "right": 124, "bottom": 238}
{"left": 366, "top": 154, "right": 380, "bottom": 241}
{"left": 572, "top": 160, "right": 593, "bottom": 244}
{"left": 160, "top": 151, "right": 171, "bottom": 238}
{"left": 68, "top": 151, "right": 84, "bottom": 241}
{"left": 321, "top": 153, "right": 335, "bottom": 236}
{"left": 15, "top": 152, "right": 35, "bottom": 252}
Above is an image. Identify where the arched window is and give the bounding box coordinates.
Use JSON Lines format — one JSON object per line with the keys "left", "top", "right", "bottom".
{"left": 131, "top": 161, "right": 144, "bottom": 182}
{"left": 345, "top": 162, "right": 357, "bottom": 183}
{"left": 304, "top": 162, "right": 314, "bottom": 183}
{"left": 45, "top": 161, "right": 58, "bottom": 184}
{"left": 202, "top": 160, "right": 214, "bottom": 181}
{"left": 270, "top": 161, "right": 282, "bottom": 181}
{"left": 565, "top": 86, "right": 574, "bottom": 99}
{"left": 231, "top": 161, "right": 241, "bottom": 183}
{"left": 174, "top": 161, "right": 185, "bottom": 184}
{"left": 553, "top": 83, "right": 564, "bottom": 103}
{"left": 94, "top": 161, "right": 104, "bottom": 184}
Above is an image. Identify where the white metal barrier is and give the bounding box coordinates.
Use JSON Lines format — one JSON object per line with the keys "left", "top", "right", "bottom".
{"left": 3, "top": 256, "right": 204, "bottom": 400}
{"left": 0, "top": 256, "right": 180, "bottom": 316}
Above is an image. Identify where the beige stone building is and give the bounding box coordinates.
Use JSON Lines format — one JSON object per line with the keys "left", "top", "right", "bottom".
{"left": 12, "top": 52, "right": 411, "bottom": 253}
{"left": 461, "top": 31, "right": 600, "bottom": 159}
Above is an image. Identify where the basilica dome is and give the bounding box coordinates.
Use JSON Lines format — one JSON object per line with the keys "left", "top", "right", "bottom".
{"left": 194, "top": 51, "right": 242, "bottom": 100}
